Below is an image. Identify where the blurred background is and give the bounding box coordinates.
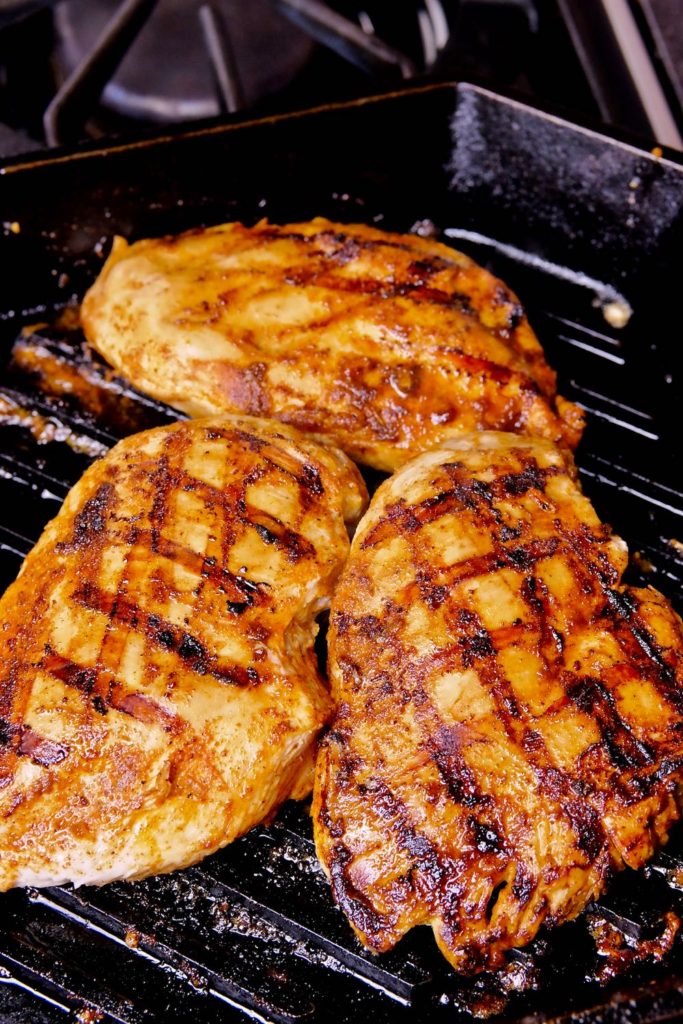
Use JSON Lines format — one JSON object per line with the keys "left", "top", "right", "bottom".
{"left": 1, "top": 0, "right": 681, "bottom": 159}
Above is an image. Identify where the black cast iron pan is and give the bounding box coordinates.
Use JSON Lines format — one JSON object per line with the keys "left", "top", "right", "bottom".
{"left": 0, "top": 82, "right": 683, "bottom": 1022}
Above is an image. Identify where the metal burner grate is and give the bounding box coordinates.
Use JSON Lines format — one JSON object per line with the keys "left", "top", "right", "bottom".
{"left": 1, "top": 83, "right": 682, "bottom": 1022}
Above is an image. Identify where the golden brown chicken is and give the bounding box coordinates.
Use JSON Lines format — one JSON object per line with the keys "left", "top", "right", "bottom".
{"left": 0, "top": 415, "right": 366, "bottom": 890}
{"left": 314, "top": 431, "right": 683, "bottom": 972}
{"left": 81, "top": 218, "right": 583, "bottom": 472}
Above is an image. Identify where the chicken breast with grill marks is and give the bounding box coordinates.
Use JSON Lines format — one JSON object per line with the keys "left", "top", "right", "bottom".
{"left": 314, "top": 432, "right": 683, "bottom": 972}
{"left": 0, "top": 415, "right": 366, "bottom": 890}
{"left": 81, "top": 218, "right": 583, "bottom": 472}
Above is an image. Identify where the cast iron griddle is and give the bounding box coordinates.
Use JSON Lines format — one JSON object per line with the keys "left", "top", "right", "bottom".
{"left": 0, "top": 82, "right": 683, "bottom": 1022}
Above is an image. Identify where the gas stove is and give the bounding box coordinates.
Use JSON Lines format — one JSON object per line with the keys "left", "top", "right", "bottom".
{"left": 0, "top": 0, "right": 681, "bottom": 159}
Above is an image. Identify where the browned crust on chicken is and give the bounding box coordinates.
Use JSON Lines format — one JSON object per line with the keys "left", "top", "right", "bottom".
{"left": 81, "top": 219, "right": 583, "bottom": 471}
{"left": 0, "top": 415, "right": 366, "bottom": 890}
{"left": 313, "top": 432, "right": 683, "bottom": 972}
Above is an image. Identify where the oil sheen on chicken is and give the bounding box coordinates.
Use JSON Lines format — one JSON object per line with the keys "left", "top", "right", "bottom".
{"left": 314, "top": 432, "right": 683, "bottom": 972}
{"left": 0, "top": 415, "right": 366, "bottom": 889}
{"left": 81, "top": 218, "right": 583, "bottom": 472}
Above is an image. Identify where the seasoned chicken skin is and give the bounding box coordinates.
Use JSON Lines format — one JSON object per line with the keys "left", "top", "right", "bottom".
{"left": 314, "top": 432, "right": 683, "bottom": 972}
{"left": 0, "top": 415, "right": 366, "bottom": 890}
{"left": 81, "top": 219, "right": 583, "bottom": 472}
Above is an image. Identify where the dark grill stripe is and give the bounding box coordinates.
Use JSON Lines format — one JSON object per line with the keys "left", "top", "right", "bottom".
{"left": 170, "top": 469, "right": 315, "bottom": 563}
{"left": 38, "top": 650, "right": 186, "bottom": 733}
{"left": 245, "top": 507, "right": 315, "bottom": 562}
{"left": 416, "top": 537, "right": 561, "bottom": 601}
{"left": 565, "top": 673, "right": 656, "bottom": 774}
{"left": 352, "top": 454, "right": 631, "bottom": 858}
{"left": 413, "top": 470, "right": 661, "bottom": 798}
{"left": 0, "top": 574, "right": 61, "bottom": 788}
{"left": 16, "top": 725, "right": 68, "bottom": 767}
{"left": 210, "top": 425, "right": 326, "bottom": 498}
{"left": 360, "top": 461, "right": 559, "bottom": 550}
{"left": 245, "top": 225, "right": 553, "bottom": 382}
{"left": 606, "top": 595, "right": 683, "bottom": 713}
{"left": 108, "top": 528, "right": 268, "bottom": 608}
{"left": 515, "top": 568, "right": 656, "bottom": 804}
{"left": 73, "top": 583, "right": 259, "bottom": 688}
{"left": 256, "top": 224, "right": 546, "bottom": 358}
{"left": 255, "top": 226, "right": 459, "bottom": 264}
{"left": 552, "top": 521, "right": 683, "bottom": 715}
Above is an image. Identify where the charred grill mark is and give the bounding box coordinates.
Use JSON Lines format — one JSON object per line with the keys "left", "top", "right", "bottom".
{"left": 73, "top": 583, "right": 260, "bottom": 688}
{"left": 567, "top": 673, "right": 656, "bottom": 777}
{"left": 316, "top": 745, "right": 400, "bottom": 939}
{"left": 509, "top": 511, "right": 678, "bottom": 790}
{"left": 146, "top": 427, "right": 193, "bottom": 548}
{"left": 639, "top": 755, "right": 683, "bottom": 790}
{"left": 424, "top": 609, "right": 609, "bottom": 862}
{"left": 554, "top": 521, "right": 620, "bottom": 592}
{"left": 262, "top": 455, "right": 324, "bottom": 497}
{"left": 40, "top": 648, "right": 96, "bottom": 694}
{"left": 65, "top": 481, "right": 115, "bottom": 550}
{"left": 553, "top": 524, "right": 683, "bottom": 714}
{"left": 399, "top": 460, "right": 612, "bottom": 865}
{"left": 148, "top": 454, "right": 173, "bottom": 555}
{"left": 361, "top": 460, "right": 556, "bottom": 549}
{"left": 511, "top": 865, "right": 535, "bottom": 906}
{"left": 334, "top": 619, "right": 503, "bottom": 899}
{"left": 0, "top": 578, "right": 75, "bottom": 788}
{"left": 0, "top": 710, "right": 19, "bottom": 788}
{"left": 0, "top": 657, "right": 20, "bottom": 769}
{"left": 98, "top": 487, "right": 152, "bottom": 708}
{"left": 563, "top": 800, "right": 605, "bottom": 861}
{"left": 327, "top": 842, "right": 392, "bottom": 941}
{"left": 322, "top": 235, "right": 362, "bottom": 265}
{"left": 119, "top": 529, "right": 268, "bottom": 608}
{"left": 39, "top": 649, "right": 185, "bottom": 733}
{"left": 360, "top": 774, "right": 471, "bottom": 925}
{"left": 0, "top": 716, "right": 15, "bottom": 747}
{"left": 17, "top": 725, "right": 68, "bottom": 767}
{"left": 257, "top": 228, "right": 540, "bottom": 346}
{"left": 499, "top": 464, "right": 548, "bottom": 496}
{"left": 427, "top": 723, "right": 485, "bottom": 808}
{"left": 321, "top": 692, "right": 480, "bottom": 933}
{"left": 604, "top": 590, "right": 681, "bottom": 705}
{"left": 110, "top": 691, "right": 184, "bottom": 733}
{"left": 455, "top": 608, "right": 496, "bottom": 669}
{"left": 470, "top": 818, "right": 505, "bottom": 854}
{"left": 514, "top": 573, "right": 611, "bottom": 825}
{"left": 440, "top": 350, "right": 543, "bottom": 393}
{"left": 2, "top": 716, "right": 69, "bottom": 775}
{"left": 283, "top": 269, "right": 477, "bottom": 314}
{"left": 228, "top": 428, "right": 325, "bottom": 496}
{"left": 256, "top": 226, "right": 455, "bottom": 264}
{"left": 172, "top": 467, "right": 315, "bottom": 563}
{"left": 447, "top": 607, "right": 524, "bottom": 730}
{"left": 246, "top": 507, "right": 315, "bottom": 562}
{"left": 519, "top": 575, "right": 560, "bottom": 665}
{"left": 407, "top": 257, "right": 451, "bottom": 281}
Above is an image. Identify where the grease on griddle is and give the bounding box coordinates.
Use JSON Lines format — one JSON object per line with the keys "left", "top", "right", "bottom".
{"left": 587, "top": 909, "right": 680, "bottom": 982}
{"left": 0, "top": 390, "right": 107, "bottom": 458}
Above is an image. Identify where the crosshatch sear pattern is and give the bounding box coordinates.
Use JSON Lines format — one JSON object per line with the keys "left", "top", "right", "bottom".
{"left": 316, "top": 432, "right": 683, "bottom": 973}
{"left": 0, "top": 415, "right": 366, "bottom": 891}
{"left": 80, "top": 218, "right": 583, "bottom": 473}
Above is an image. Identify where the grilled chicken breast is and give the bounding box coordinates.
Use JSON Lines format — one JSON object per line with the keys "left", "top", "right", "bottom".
{"left": 0, "top": 415, "right": 366, "bottom": 890}
{"left": 81, "top": 219, "right": 583, "bottom": 472}
{"left": 314, "top": 432, "right": 683, "bottom": 972}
